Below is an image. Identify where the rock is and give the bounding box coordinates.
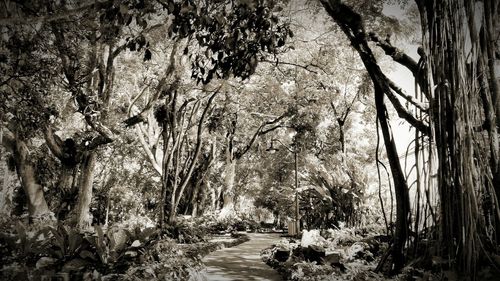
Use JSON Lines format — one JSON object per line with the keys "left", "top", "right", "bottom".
{"left": 292, "top": 246, "right": 304, "bottom": 260}
{"left": 274, "top": 247, "right": 290, "bottom": 262}
{"left": 348, "top": 242, "right": 373, "bottom": 261}
{"left": 36, "top": 257, "right": 57, "bottom": 269}
{"left": 301, "top": 229, "right": 326, "bottom": 248}
{"left": 324, "top": 253, "right": 346, "bottom": 272}
{"left": 130, "top": 239, "right": 141, "bottom": 247}
{"left": 111, "top": 228, "right": 128, "bottom": 252}
{"left": 124, "top": 250, "right": 138, "bottom": 258}
{"left": 324, "top": 252, "right": 341, "bottom": 264}
{"left": 303, "top": 245, "right": 325, "bottom": 264}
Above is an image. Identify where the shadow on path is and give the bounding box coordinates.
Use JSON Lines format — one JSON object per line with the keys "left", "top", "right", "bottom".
{"left": 202, "top": 233, "right": 283, "bottom": 281}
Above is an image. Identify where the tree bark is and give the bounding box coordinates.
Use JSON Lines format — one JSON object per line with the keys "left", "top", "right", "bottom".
{"left": 11, "top": 136, "right": 52, "bottom": 221}
{"left": 0, "top": 143, "right": 15, "bottom": 216}
{"left": 75, "top": 152, "right": 96, "bottom": 230}
{"left": 221, "top": 157, "right": 236, "bottom": 215}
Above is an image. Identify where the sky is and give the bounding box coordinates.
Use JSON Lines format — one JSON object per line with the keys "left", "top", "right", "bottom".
{"left": 382, "top": 3, "right": 420, "bottom": 157}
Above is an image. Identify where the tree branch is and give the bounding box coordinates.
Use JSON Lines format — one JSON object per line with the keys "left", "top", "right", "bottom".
{"left": 136, "top": 123, "right": 162, "bottom": 175}
{"left": 387, "top": 78, "right": 428, "bottom": 112}
{"left": 368, "top": 32, "right": 419, "bottom": 76}
{"left": 123, "top": 40, "right": 181, "bottom": 127}
{"left": 235, "top": 112, "right": 289, "bottom": 159}
{"left": 384, "top": 82, "right": 430, "bottom": 136}
{"left": 260, "top": 59, "right": 326, "bottom": 74}
{"left": 175, "top": 89, "right": 220, "bottom": 209}
{"left": 43, "top": 126, "right": 65, "bottom": 159}
{"left": 0, "top": 0, "right": 113, "bottom": 25}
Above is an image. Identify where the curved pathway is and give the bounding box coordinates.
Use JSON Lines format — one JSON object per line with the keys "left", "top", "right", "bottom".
{"left": 202, "top": 233, "right": 283, "bottom": 281}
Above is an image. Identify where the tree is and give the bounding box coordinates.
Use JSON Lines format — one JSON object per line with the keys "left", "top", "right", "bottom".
{"left": 0, "top": 0, "right": 166, "bottom": 228}
{"left": 318, "top": 0, "right": 426, "bottom": 273}
{"left": 319, "top": 0, "right": 500, "bottom": 277}
{"left": 415, "top": 0, "right": 499, "bottom": 276}
{"left": 216, "top": 88, "right": 290, "bottom": 217}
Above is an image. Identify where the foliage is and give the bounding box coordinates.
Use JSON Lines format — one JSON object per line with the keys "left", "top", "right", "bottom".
{"left": 262, "top": 226, "right": 388, "bottom": 281}
{"left": 304, "top": 157, "right": 366, "bottom": 228}
{"left": 163, "top": 221, "right": 207, "bottom": 244}
{"left": 254, "top": 186, "right": 294, "bottom": 219}
{"left": 163, "top": 0, "right": 293, "bottom": 83}
{"left": 0, "top": 222, "right": 164, "bottom": 279}
{"left": 205, "top": 216, "right": 260, "bottom": 233}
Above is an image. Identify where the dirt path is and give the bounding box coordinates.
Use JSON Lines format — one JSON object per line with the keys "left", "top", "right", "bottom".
{"left": 201, "top": 233, "right": 283, "bottom": 281}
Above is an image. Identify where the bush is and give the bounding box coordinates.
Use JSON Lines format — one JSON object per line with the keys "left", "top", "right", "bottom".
{"left": 0, "top": 222, "right": 162, "bottom": 279}
{"left": 205, "top": 217, "right": 260, "bottom": 234}
{"left": 163, "top": 221, "right": 207, "bottom": 244}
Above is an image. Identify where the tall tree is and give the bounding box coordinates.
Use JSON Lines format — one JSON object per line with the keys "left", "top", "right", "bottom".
{"left": 416, "top": 0, "right": 499, "bottom": 276}
{"left": 319, "top": 0, "right": 427, "bottom": 273}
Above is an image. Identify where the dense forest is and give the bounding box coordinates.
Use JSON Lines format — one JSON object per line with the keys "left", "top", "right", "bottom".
{"left": 0, "top": 0, "right": 498, "bottom": 280}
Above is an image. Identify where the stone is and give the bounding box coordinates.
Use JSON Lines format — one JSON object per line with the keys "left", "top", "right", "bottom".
{"left": 347, "top": 242, "right": 373, "bottom": 261}
{"left": 301, "top": 229, "right": 326, "bottom": 248}
{"left": 130, "top": 240, "right": 141, "bottom": 247}
{"left": 111, "top": 228, "right": 128, "bottom": 252}
{"left": 303, "top": 245, "right": 325, "bottom": 264}
{"left": 324, "top": 253, "right": 346, "bottom": 272}
{"left": 125, "top": 250, "right": 138, "bottom": 258}
{"left": 274, "top": 247, "right": 290, "bottom": 262}
{"left": 324, "top": 252, "right": 341, "bottom": 264}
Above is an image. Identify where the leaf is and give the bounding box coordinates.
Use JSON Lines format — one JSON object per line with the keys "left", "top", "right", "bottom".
{"left": 49, "top": 227, "right": 65, "bottom": 254}
{"left": 68, "top": 229, "right": 83, "bottom": 254}
{"left": 79, "top": 250, "right": 97, "bottom": 261}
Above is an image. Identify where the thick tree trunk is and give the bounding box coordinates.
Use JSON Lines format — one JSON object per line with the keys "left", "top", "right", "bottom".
{"left": 416, "top": 0, "right": 494, "bottom": 276}
{"left": 55, "top": 165, "right": 79, "bottom": 220}
{"left": 222, "top": 159, "right": 236, "bottom": 211}
{"left": 0, "top": 146, "right": 15, "bottom": 216}
{"left": 12, "top": 138, "right": 52, "bottom": 221}
{"left": 75, "top": 152, "right": 96, "bottom": 230}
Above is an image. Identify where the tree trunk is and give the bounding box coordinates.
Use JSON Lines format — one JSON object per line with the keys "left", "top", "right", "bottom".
{"left": 75, "top": 152, "right": 96, "bottom": 230}
{"left": 13, "top": 138, "right": 52, "bottom": 221}
{"left": 374, "top": 84, "right": 410, "bottom": 272}
{"left": 320, "top": 0, "right": 411, "bottom": 273}
{"left": 197, "top": 181, "right": 209, "bottom": 216}
{"left": 55, "top": 164, "right": 79, "bottom": 220}
{"left": 0, "top": 145, "right": 15, "bottom": 216}
{"left": 220, "top": 157, "right": 236, "bottom": 217}
{"left": 416, "top": 0, "right": 495, "bottom": 276}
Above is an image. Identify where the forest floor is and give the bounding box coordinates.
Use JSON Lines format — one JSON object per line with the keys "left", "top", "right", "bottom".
{"left": 201, "top": 233, "right": 283, "bottom": 281}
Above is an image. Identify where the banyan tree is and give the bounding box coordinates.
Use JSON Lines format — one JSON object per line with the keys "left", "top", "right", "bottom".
{"left": 321, "top": 0, "right": 499, "bottom": 278}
